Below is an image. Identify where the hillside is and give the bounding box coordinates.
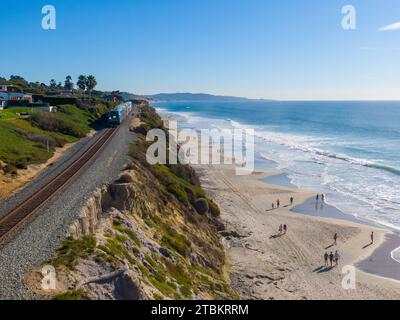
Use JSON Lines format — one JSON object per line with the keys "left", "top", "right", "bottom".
{"left": 27, "top": 104, "right": 237, "bottom": 300}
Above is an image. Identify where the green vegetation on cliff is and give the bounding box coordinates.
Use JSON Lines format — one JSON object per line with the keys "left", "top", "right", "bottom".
{"left": 43, "top": 103, "right": 236, "bottom": 300}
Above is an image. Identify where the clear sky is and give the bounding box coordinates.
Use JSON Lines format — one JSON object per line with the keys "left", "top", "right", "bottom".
{"left": 1, "top": 0, "right": 400, "bottom": 100}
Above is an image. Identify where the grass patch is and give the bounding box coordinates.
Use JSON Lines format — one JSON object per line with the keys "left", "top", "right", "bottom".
{"left": 164, "top": 260, "right": 193, "bottom": 287}
{"left": 145, "top": 254, "right": 167, "bottom": 278}
{"left": 99, "top": 237, "right": 137, "bottom": 265}
{"left": 54, "top": 289, "right": 89, "bottom": 300}
{"left": 50, "top": 236, "right": 96, "bottom": 270}
{"left": 0, "top": 119, "right": 76, "bottom": 166}
{"left": 148, "top": 276, "right": 176, "bottom": 297}
{"left": 144, "top": 217, "right": 156, "bottom": 228}
{"left": 30, "top": 105, "right": 94, "bottom": 138}
{"left": 160, "top": 225, "right": 191, "bottom": 257}
{"left": 0, "top": 107, "right": 31, "bottom": 120}
{"left": 153, "top": 164, "right": 205, "bottom": 199}
{"left": 112, "top": 223, "right": 141, "bottom": 248}
{"left": 179, "top": 286, "right": 193, "bottom": 299}
{"left": 0, "top": 106, "right": 92, "bottom": 166}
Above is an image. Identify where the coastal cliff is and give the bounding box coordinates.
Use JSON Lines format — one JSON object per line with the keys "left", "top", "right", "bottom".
{"left": 27, "top": 104, "right": 237, "bottom": 300}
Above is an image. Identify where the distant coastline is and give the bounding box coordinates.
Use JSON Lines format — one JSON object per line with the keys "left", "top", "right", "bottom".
{"left": 143, "top": 92, "right": 274, "bottom": 103}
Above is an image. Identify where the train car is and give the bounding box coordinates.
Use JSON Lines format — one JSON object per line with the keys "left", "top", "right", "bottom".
{"left": 107, "top": 101, "right": 133, "bottom": 126}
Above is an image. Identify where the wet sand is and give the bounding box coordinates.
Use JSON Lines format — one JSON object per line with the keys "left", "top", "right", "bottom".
{"left": 357, "top": 234, "right": 400, "bottom": 282}
{"left": 261, "top": 173, "right": 298, "bottom": 189}
{"left": 293, "top": 197, "right": 363, "bottom": 225}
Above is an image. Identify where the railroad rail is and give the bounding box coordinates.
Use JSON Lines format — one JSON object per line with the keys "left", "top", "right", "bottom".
{"left": 0, "top": 127, "right": 118, "bottom": 244}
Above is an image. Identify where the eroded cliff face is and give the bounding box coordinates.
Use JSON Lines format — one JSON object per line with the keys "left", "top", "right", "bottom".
{"left": 27, "top": 105, "right": 236, "bottom": 300}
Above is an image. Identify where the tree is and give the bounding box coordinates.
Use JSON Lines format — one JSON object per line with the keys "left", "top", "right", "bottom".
{"left": 77, "top": 75, "right": 87, "bottom": 92}
{"left": 85, "top": 75, "right": 97, "bottom": 96}
{"left": 9, "top": 75, "right": 28, "bottom": 88}
{"left": 49, "top": 79, "right": 57, "bottom": 88}
{"left": 64, "top": 75, "right": 74, "bottom": 91}
{"left": 9, "top": 75, "right": 26, "bottom": 83}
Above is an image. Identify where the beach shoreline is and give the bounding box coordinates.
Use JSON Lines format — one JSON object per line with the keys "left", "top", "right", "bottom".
{"left": 195, "top": 163, "right": 400, "bottom": 299}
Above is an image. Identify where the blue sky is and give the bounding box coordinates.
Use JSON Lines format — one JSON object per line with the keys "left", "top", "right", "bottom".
{"left": 1, "top": 0, "right": 400, "bottom": 100}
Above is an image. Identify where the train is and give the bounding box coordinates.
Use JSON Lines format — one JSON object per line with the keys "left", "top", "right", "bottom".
{"left": 106, "top": 101, "right": 133, "bottom": 126}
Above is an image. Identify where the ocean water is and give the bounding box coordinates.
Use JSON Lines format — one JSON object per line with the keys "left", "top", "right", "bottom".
{"left": 154, "top": 101, "right": 400, "bottom": 231}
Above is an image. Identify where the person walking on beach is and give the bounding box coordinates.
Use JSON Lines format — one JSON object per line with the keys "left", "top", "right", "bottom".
{"left": 316, "top": 194, "right": 319, "bottom": 203}
{"left": 321, "top": 194, "right": 325, "bottom": 202}
{"left": 324, "top": 252, "right": 329, "bottom": 267}
{"left": 329, "top": 252, "right": 334, "bottom": 267}
{"left": 277, "top": 199, "right": 280, "bottom": 208}
{"left": 283, "top": 224, "right": 287, "bottom": 234}
{"left": 334, "top": 233, "right": 338, "bottom": 245}
{"left": 279, "top": 224, "right": 283, "bottom": 234}
{"left": 334, "top": 251, "right": 340, "bottom": 266}
{"left": 290, "top": 197, "right": 294, "bottom": 206}
{"left": 371, "top": 232, "right": 374, "bottom": 244}
{"left": 272, "top": 203, "right": 275, "bottom": 210}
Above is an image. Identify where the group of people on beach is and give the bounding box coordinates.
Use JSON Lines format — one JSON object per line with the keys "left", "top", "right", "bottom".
{"left": 324, "top": 250, "right": 340, "bottom": 267}
{"left": 272, "top": 197, "right": 294, "bottom": 210}
{"left": 273, "top": 197, "right": 293, "bottom": 236}
{"left": 323, "top": 233, "right": 341, "bottom": 267}
{"left": 269, "top": 191, "right": 377, "bottom": 272}
{"left": 278, "top": 224, "right": 287, "bottom": 235}
{"left": 322, "top": 231, "right": 375, "bottom": 269}
{"left": 316, "top": 194, "right": 325, "bottom": 203}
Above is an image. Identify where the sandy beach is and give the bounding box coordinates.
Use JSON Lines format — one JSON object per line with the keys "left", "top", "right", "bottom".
{"left": 196, "top": 163, "right": 400, "bottom": 300}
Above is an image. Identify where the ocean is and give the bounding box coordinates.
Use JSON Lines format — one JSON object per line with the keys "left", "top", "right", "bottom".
{"left": 154, "top": 100, "right": 400, "bottom": 232}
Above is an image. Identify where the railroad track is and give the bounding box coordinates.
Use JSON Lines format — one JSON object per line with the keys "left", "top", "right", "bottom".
{"left": 0, "top": 127, "right": 118, "bottom": 244}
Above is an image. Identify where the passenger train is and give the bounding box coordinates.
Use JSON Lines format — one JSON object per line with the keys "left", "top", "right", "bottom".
{"left": 107, "top": 101, "right": 133, "bottom": 126}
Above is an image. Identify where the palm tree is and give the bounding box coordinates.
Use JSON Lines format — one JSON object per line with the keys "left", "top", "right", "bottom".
{"left": 85, "top": 75, "right": 97, "bottom": 96}
{"left": 77, "top": 75, "right": 87, "bottom": 95}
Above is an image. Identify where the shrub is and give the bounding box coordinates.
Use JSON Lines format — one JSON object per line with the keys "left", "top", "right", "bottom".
{"left": 169, "top": 164, "right": 200, "bottom": 187}
{"left": 3, "top": 163, "right": 18, "bottom": 175}
{"left": 194, "top": 198, "right": 209, "bottom": 215}
{"left": 32, "top": 94, "right": 77, "bottom": 106}
{"left": 208, "top": 199, "right": 221, "bottom": 217}
{"left": 30, "top": 110, "right": 88, "bottom": 138}
{"left": 166, "top": 183, "right": 188, "bottom": 204}
{"left": 15, "top": 160, "right": 28, "bottom": 170}
{"left": 16, "top": 129, "right": 65, "bottom": 149}
{"left": 160, "top": 226, "right": 191, "bottom": 257}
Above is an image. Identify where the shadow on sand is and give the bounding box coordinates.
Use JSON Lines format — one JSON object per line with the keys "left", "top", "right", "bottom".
{"left": 363, "top": 242, "right": 373, "bottom": 249}
{"left": 313, "top": 266, "right": 334, "bottom": 273}
{"left": 270, "top": 233, "right": 283, "bottom": 239}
